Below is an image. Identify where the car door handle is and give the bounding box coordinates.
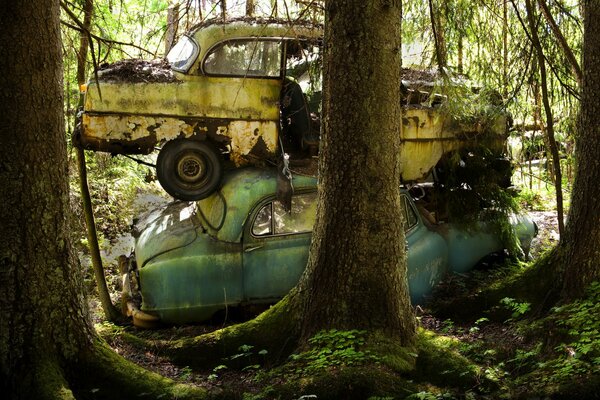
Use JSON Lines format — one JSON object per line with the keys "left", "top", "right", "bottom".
{"left": 244, "top": 245, "right": 263, "bottom": 253}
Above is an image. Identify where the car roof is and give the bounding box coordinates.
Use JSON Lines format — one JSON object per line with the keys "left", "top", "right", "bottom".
{"left": 190, "top": 18, "right": 322, "bottom": 61}
{"left": 196, "top": 167, "right": 318, "bottom": 242}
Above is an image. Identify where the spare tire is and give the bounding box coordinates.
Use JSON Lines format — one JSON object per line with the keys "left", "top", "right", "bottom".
{"left": 156, "top": 139, "right": 223, "bottom": 201}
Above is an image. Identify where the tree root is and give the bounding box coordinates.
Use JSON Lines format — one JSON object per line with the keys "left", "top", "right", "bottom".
{"left": 69, "top": 340, "right": 206, "bottom": 399}
{"left": 152, "top": 292, "right": 302, "bottom": 369}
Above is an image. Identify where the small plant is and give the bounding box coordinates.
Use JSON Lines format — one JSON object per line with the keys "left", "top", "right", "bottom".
{"left": 500, "top": 297, "right": 531, "bottom": 320}
{"left": 178, "top": 365, "right": 193, "bottom": 381}
{"left": 208, "top": 364, "right": 228, "bottom": 381}
{"left": 287, "top": 329, "right": 379, "bottom": 374}
{"left": 469, "top": 317, "right": 489, "bottom": 333}
{"left": 440, "top": 319, "right": 455, "bottom": 334}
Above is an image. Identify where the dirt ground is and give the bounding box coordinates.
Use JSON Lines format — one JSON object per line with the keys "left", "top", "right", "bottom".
{"left": 528, "top": 210, "right": 560, "bottom": 259}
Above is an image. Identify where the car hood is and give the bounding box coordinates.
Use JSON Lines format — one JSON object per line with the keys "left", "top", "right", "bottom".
{"left": 133, "top": 201, "right": 199, "bottom": 268}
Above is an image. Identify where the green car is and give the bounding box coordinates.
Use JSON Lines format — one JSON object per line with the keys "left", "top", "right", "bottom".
{"left": 122, "top": 168, "right": 537, "bottom": 327}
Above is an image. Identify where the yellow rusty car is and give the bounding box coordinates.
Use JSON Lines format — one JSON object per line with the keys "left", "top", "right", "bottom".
{"left": 75, "top": 18, "right": 322, "bottom": 200}
{"left": 75, "top": 18, "right": 510, "bottom": 201}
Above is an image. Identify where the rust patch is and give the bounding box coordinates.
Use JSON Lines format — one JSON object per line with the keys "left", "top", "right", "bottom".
{"left": 248, "top": 136, "right": 271, "bottom": 160}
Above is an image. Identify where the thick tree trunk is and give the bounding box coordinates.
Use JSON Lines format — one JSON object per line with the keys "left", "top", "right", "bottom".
{"left": 299, "top": 0, "right": 416, "bottom": 344}
{"left": 0, "top": 1, "right": 94, "bottom": 396}
{"left": 558, "top": 0, "right": 600, "bottom": 299}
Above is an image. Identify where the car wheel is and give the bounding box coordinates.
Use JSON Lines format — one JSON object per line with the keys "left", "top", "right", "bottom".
{"left": 157, "top": 139, "right": 223, "bottom": 201}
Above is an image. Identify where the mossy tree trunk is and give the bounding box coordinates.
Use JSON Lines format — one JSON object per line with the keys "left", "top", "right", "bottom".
{"left": 0, "top": 3, "right": 205, "bottom": 398}
{"left": 0, "top": 1, "right": 95, "bottom": 396}
{"left": 556, "top": 0, "right": 600, "bottom": 300}
{"left": 298, "top": 0, "right": 416, "bottom": 344}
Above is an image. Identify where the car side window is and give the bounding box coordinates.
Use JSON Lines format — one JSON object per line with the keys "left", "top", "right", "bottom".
{"left": 252, "top": 192, "right": 317, "bottom": 236}
{"left": 252, "top": 203, "right": 273, "bottom": 236}
{"left": 204, "top": 39, "right": 282, "bottom": 77}
{"left": 401, "top": 195, "right": 419, "bottom": 232}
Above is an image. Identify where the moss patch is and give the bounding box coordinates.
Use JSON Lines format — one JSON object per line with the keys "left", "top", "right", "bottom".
{"left": 69, "top": 339, "right": 206, "bottom": 400}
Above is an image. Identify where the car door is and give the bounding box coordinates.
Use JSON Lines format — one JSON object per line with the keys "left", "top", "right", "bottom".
{"left": 201, "top": 39, "right": 283, "bottom": 162}
{"left": 403, "top": 194, "right": 448, "bottom": 304}
{"left": 242, "top": 191, "right": 317, "bottom": 302}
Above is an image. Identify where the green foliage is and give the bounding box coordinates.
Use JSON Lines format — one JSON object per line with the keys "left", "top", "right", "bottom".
{"left": 436, "top": 146, "right": 523, "bottom": 257}
{"left": 286, "top": 330, "right": 379, "bottom": 375}
{"left": 553, "top": 281, "right": 600, "bottom": 362}
{"left": 516, "top": 188, "right": 545, "bottom": 210}
{"left": 499, "top": 297, "right": 531, "bottom": 320}
{"left": 405, "top": 391, "right": 456, "bottom": 400}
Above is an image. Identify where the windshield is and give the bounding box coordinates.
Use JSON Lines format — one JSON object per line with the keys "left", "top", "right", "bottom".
{"left": 167, "top": 36, "right": 198, "bottom": 72}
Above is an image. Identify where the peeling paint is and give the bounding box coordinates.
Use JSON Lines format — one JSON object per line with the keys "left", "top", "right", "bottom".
{"left": 399, "top": 108, "right": 507, "bottom": 181}
{"left": 228, "top": 120, "right": 278, "bottom": 166}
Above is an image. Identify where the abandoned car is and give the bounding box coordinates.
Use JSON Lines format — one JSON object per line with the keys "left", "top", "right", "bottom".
{"left": 75, "top": 18, "right": 510, "bottom": 201}
{"left": 121, "top": 168, "right": 537, "bottom": 327}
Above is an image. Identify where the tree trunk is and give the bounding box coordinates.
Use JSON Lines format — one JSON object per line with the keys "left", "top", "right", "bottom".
{"left": 0, "top": 3, "right": 207, "bottom": 398}
{"left": 72, "top": 0, "right": 122, "bottom": 323}
{"left": 299, "top": 0, "right": 416, "bottom": 344}
{"left": 0, "top": 0, "right": 94, "bottom": 395}
{"left": 221, "top": 0, "right": 227, "bottom": 20}
{"left": 526, "top": 0, "right": 565, "bottom": 236}
{"left": 503, "top": 0, "right": 509, "bottom": 98}
{"left": 428, "top": 0, "right": 447, "bottom": 72}
{"left": 246, "top": 0, "right": 255, "bottom": 16}
{"left": 165, "top": 2, "right": 180, "bottom": 55}
{"left": 558, "top": 0, "right": 600, "bottom": 299}
{"left": 76, "top": 0, "right": 94, "bottom": 86}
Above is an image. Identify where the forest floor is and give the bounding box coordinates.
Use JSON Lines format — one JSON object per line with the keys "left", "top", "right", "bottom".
{"left": 88, "top": 195, "right": 566, "bottom": 398}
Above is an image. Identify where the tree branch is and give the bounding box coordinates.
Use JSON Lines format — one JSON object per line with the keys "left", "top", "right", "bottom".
{"left": 536, "top": 0, "right": 582, "bottom": 86}
{"left": 60, "top": 21, "right": 154, "bottom": 56}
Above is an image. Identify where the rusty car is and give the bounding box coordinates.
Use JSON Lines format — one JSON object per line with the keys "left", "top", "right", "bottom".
{"left": 120, "top": 167, "right": 537, "bottom": 327}
{"left": 75, "top": 18, "right": 511, "bottom": 201}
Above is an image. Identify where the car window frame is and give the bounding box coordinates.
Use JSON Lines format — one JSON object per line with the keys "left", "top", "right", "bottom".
{"left": 249, "top": 190, "right": 317, "bottom": 239}
{"left": 401, "top": 194, "right": 420, "bottom": 233}
{"left": 167, "top": 34, "right": 200, "bottom": 73}
{"left": 202, "top": 38, "right": 285, "bottom": 79}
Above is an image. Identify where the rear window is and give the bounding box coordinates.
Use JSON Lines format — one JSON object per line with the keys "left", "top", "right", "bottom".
{"left": 204, "top": 39, "right": 282, "bottom": 78}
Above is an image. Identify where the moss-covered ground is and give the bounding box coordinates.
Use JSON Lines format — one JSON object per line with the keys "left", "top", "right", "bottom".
{"left": 91, "top": 252, "right": 600, "bottom": 399}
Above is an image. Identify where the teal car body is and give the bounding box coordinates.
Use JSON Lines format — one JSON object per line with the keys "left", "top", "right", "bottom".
{"left": 130, "top": 168, "right": 536, "bottom": 325}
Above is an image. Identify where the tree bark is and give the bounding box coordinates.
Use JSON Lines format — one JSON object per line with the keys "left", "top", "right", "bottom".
{"left": 72, "top": 0, "right": 122, "bottom": 323}
{"left": 165, "top": 2, "right": 180, "bottom": 55}
{"left": 246, "top": 0, "right": 255, "bottom": 16}
{"left": 0, "top": 0, "right": 94, "bottom": 395}
{"left": 428, "top": 0, "right": 447, "bottom": 72}
{"left": 558, "top": 0, "right": 600, "bottom": 299}
{"left": 299, "top": 0, "right": 416, "bottom": 344}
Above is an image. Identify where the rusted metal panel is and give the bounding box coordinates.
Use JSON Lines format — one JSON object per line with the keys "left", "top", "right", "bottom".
{"left": 228, "top": 120, "right": 278, "bottom": 166}
{"left": 399, "top": 107, "right": 508, "bottom": 181}
{"left": 81, "top": 112, "right": 278, "bottom": 164}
